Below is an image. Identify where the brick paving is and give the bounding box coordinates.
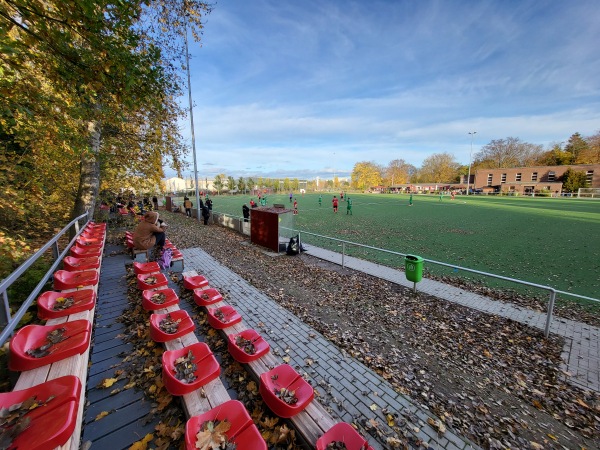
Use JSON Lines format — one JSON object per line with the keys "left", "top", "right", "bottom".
{"left": 303, "top": 246, "right": 600, "bottom": 393}
{"left": 182, "top": 247, "right": 481, "bottom": 450}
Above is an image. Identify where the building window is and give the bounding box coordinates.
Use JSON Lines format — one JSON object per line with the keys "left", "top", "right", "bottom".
{"left": 531, "top": 172, "right": 538, "bottom": 181}
{"left": 487, "top": 174, "right": 493, "bottom": 186}
{"left": 516, "top": 173, "right": 522, "bottom": 182}
{"left": 501, "top": 173, "right": 506, "bottom": 183}
{"left": 548, "top": 171, "right": 556, "bottom": 181}
{"left": 587, "top": 171, "right": 594, "bottom": 186}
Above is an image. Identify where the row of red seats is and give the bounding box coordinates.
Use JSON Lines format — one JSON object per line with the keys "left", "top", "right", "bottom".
{"left": 1, "top": 222, "right": 107, "bottom": 450}
{"left": 134, "top": 261, "right": 372, "bottom": 450}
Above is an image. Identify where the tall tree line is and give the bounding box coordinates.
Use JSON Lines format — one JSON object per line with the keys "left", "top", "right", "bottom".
{"left": 350, "top": 131, "right": 600, "bottom": 188}
{"left": 0, "top": 0, "right": 211, "bottom": 273}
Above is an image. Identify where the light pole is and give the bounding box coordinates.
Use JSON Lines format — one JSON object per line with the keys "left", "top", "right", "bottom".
{"left": 467, "top": 131, "right": 477, "bottom": 195}
{"left": 184, "top": 24, "right": 201, "bottom": 220}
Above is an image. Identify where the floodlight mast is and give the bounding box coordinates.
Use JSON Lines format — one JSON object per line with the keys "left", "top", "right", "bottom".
{"left": 184, "top": 24, "right": 201, "bottom": 220}
{"left": 467, "top": 131, "right": 477, "bottom": 195}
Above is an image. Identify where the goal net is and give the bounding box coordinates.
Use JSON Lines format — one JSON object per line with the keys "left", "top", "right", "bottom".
{"left": 577, "top": 188, "right": 600, "bottom": 198}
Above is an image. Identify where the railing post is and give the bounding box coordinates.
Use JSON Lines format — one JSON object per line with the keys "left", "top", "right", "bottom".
{"left": 342, "top": 242, "right": 345, "bottom": 268}
{"left": 544, "top": 289, "right": 556, "bottom": 338}
{"left": 1, "top": 291, "right": 10, "bottom": 328}
{"left": 52, "top": 241, "right": 60, "bottom": 261}
{"left": 298, "top": 232, "right": 302, "bottom": 254}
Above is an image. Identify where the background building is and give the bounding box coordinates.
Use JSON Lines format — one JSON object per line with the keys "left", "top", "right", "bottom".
{"left": 473, "top": 164, "right": 599, "bottom": 195}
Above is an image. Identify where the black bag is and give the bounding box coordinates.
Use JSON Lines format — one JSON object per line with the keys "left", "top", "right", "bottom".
{"left": 286, "top": 236, "right": 300, "bottom": 255}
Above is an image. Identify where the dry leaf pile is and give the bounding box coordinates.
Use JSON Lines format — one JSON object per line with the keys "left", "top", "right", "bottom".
{"left": 234, "top": 336, "right": 256, "bottom": 355}
{"left": 275, "top": 388, "right": 298, "bottom": 405}
{"left": 159, "top": 314, "right": 181, "bottom": 334}
{"left": 195, "top": 419, "right": 235, "bottom": 450}
{"left": 159, "top": 211, "right": 600, "bottom": 450}
{"left": 151, "top": 292, "right": 167, "bottom": 304}
{"left": 143, "top": 276, "right": 157, "bottom": 285}
{"left": 325, "top": 442, "right": 348, "bottom": 450}
{"left": 26, "top": 327, "right": 67, "bottom": 358}
{"left": 52, "top": 296, "right": 75, "bottom": 311}
{"left": 213, "top": 308, "right": 229, "bottom": 323}
{"left": 173, "top": 350, "right": 197, "bottom": 384}
{"left": 0, "top": 395, "right": 54, "bottom": 448}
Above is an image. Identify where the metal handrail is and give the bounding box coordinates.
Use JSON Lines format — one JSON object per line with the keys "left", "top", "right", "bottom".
{"left": 0, "top": 212, "right": 91, "bottom": 346}
{"left": 281, "top": 227, "right": 600, "bottom": 338}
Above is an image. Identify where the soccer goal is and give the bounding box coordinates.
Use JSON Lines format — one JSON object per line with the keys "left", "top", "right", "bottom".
{"left": 577, "top": 188, "right": 600, "bottom": 198}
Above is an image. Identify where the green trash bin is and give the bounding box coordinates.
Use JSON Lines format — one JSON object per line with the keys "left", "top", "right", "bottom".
{"left": 405, "top": 254, "right": 424, "bottom": 283}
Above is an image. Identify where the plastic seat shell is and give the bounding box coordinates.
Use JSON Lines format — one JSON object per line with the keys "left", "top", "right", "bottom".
{"left": 9, "top": 320, "right": 92, "bottom": 371}
{"left": 70, "top": 246, "right": 102, "bottom": 258}
{"left": 37, "top": 289, "right": 96, "bottom": 320}
{"left": 183, "top": 274, "right": 209, "bottom": 290}
{"left": 193, "top": 288, "right": 223, "bottom": 306}
{"left": 162, "top": 342, "right": 220, "bottom": 396}
{"left": 207, "top": 305, "right": 242, "bottom": 329}
{"left": 227, "top": 329, "right": 270, "bottom": 364}
{"left": 149, "top": 310, "right": 195, "bottom": 342}
{"left": 133, "top": 261, "right": 160, "bottom": 275}
{"left": 141, "top": 288, "right": 179, "bottom": 311}
{"left": 53, "top": 269, "right": 99, "bottom": 290}
{"left": 184, "top": 400, "right": 266, "bottom": 450}
{"left": 0, "top": 375, "right": 82, "bottom": 450}
{"left": 315, "top": 422, "right": 375, "bottom": 450}
{"left": 137, "top": 272, "right": 168, "bottom": 290}
{"left": 259, "top": 364, "right": 314, "bottom": 418}
{"left": 63, "top": 256, "right": 100, "bottom": 271}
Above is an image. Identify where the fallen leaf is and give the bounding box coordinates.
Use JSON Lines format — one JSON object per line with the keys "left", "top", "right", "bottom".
{"left": 98, "top": 378, "right": 118, "bottom": 389}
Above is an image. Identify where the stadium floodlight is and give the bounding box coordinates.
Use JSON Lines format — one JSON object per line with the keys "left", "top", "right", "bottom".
{"left": 184, "top": 24, "right": 200, "bottom": 219}
{"left": 467, "top": 131, "right": 477, "bottom": 195}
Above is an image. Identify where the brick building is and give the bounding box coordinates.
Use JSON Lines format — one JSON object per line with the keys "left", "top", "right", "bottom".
{"left": 472, "top": 163, "right": 600, "bottom": 195}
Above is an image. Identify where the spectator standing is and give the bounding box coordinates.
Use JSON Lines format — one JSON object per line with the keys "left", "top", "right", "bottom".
{"left": 183, "top": 197, "right": 193, "bottom": 217}
{"left": 202, "top": 205, "right": 210, "bottom": 225}
{"left": 242, "top": 204, "right": 250, "bottom": 222}
{"left": 152, "top": 196, "right": 159, "bottom": 210}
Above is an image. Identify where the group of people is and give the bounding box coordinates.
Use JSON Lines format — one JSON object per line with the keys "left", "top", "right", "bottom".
{"left": 181, "top": 196, "right": 213, "bottom": 225}
{"left": 331, "top": 195, "right": 352, "bottom": 214}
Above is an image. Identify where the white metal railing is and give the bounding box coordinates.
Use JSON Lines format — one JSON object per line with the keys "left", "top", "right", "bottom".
{"left": 0, "top": 212, "right": 91, "bottom": 346}
{"left": 280, "top": 228, "right": 599, "bottom": 339}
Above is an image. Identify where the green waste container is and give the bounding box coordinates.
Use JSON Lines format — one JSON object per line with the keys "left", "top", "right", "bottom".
{"left": 405, "top": 254, "right": 424, "bottom": 283}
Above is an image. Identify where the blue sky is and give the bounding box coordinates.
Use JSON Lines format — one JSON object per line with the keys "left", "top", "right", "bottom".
{"left": 172, "top": 0, "right": 600, "bottom": 180}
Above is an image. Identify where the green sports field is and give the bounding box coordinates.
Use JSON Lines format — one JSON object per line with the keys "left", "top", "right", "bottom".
{"left": 183, "top": 192, "right": 600, "bottom": 299}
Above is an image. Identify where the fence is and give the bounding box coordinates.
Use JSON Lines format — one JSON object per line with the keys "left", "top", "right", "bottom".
{"left": 0, "top": 212, "right": 91, "bottom": 346}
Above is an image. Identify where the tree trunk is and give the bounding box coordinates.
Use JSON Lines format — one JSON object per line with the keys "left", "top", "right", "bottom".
{"left": 71, "top": 121, "right": 101, "bottom": 237}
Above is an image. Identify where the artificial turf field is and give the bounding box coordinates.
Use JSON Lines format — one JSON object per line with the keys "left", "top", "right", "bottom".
{"left": 179, "top": 192, "right": 600, "bottom": 300}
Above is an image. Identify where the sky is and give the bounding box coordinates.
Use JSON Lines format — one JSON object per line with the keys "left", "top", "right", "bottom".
{"left": 170, "top": 0, "right": 600, "bottom": 181}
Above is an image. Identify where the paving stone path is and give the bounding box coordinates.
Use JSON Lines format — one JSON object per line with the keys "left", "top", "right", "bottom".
{"left": 183, "top": 247, "right": 480, "bottom": 450}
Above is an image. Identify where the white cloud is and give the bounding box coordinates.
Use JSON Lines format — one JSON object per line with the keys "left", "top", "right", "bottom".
{"left": 168, "top": 0, "right": 600, "bottom": 179}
